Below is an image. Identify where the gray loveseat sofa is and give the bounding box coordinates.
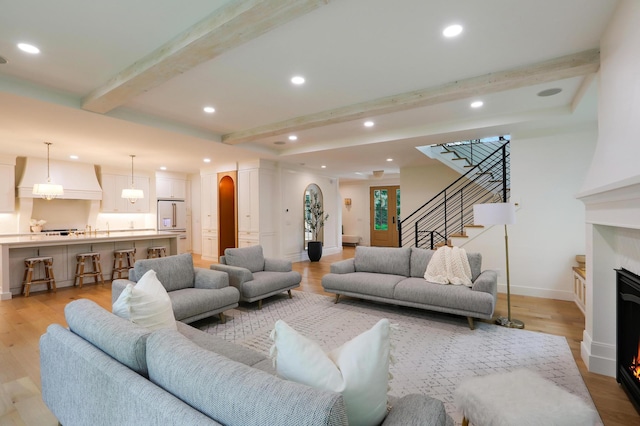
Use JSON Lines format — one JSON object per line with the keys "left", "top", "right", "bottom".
{"left": 40, "top": 299, "right": 454, "bottom": 426}
{"left": 112, "top": 253, "right": 240, "bottom": 324}
{"left": 322, "top": 246, "right": 498, "bottom": 329}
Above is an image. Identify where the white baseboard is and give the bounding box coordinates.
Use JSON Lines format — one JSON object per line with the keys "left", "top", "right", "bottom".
{"left": 498, "top": 283, "right": 574, "bottom": 301}
{"left": 581, "top": 330, "right": 616, "bottom": 377}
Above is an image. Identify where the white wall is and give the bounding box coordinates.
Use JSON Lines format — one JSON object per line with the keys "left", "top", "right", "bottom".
{"left": 581, "top": 0, "right": 640, "bottom": 193}
{"left": 402, "top": 126, "right": 597, "bottom": 300}
{"left": 340, "top": 177, "right": 400, "bottom": 246}
{"left": 400, "top": 164, "right": 461, "bottom": 220}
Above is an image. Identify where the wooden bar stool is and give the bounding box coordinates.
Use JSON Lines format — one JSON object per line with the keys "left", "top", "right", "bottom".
{"left": 74, "top": 252, "right": 105, "bottom": 288}
{"left": 112, "top": 248, "right": 136, "bottom": 280}
{"left": 21, "top": 256, "right": 57, "bottom": 297}
{"left": 147, "top": 246, "right": 167, "bottom": 259}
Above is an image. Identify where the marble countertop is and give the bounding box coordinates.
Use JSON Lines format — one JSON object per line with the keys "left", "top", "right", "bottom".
{"left": 0, "top": 230, "right": 179, "bottom": 247}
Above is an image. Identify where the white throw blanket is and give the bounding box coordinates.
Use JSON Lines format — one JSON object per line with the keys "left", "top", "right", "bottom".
{"left": 424, "top": 246, "right": 473, "bottom": 287}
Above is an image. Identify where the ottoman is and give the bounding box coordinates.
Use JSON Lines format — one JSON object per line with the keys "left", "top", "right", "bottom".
{"left": 454, "top": 369, "right": 597, "bottom": 426}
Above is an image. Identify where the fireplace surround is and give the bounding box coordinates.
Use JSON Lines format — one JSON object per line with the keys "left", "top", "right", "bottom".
{"left": 617, "top": 268, "right": 640, "bottom": 412}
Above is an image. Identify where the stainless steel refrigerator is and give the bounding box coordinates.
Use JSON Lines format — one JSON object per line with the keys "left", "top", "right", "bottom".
{"left": 157, "top": 199, "right": 187, "bottom": 231}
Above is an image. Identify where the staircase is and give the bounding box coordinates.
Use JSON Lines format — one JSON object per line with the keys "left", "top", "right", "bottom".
{"left": 399, "top": 138, "right": 510, "bottom": 249}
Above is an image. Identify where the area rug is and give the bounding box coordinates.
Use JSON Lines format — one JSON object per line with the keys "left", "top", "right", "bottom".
{"left": 197, "top": 291, "right": 602, "bottom": 425}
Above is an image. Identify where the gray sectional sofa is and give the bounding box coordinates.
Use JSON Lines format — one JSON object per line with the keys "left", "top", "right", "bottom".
{"left": 322, "top": 246, "right": 498, "bottom": 329}
{"left": 112, "top": 253, "right": 240, "bottom": 324}
{"left": 40, "top": 299, "right": 454, "bottom": 426}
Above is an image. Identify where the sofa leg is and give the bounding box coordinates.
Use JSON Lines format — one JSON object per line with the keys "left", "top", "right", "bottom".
{"left": 258, "top": 300, "right": 263, "bottom": 310}
{"left": 467, "top": 317, "right": 475, "bottom": 330}
{"left": 334, "top": 294, "right": 340, "bottom": 304}
{"left": 219, "top": 312, "right": 226, "bottom": 324}
{"left": 288, "top": 289, "right": 292, "bottom": 299}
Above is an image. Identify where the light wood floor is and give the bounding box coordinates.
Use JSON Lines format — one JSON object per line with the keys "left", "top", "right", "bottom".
{"left": 1, "top": 247, "right": 638, "bottom": 425}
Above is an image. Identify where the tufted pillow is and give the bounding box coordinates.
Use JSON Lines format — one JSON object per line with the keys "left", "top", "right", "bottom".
{"left": 270, "top": 319, "right": 391, "bottom": 426}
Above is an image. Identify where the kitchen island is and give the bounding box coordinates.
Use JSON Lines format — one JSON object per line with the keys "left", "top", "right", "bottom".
{"left": 0, "top": 231, "right": 179, "bottom": 299}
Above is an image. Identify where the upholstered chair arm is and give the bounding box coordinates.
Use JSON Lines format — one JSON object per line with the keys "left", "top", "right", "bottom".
{"left": 264, "top": 258, "right": 292, "bottom": 272}
{"left": 330, "top": 258, "right": 356, "bottom": 274}
{"left": 382, "top": 394, "right": 453, "bottom": 426}
{"left": 194, "top": 268, "right": 229, "bottom": 290}
{"left": 111, "top": 279, "right": 135, "bottom": 305}
{"left": 210, "top": 264, "right": 254, "bottom": 291}
{"left": 471, "top": 270, "right": 498, "bottom": 297}
{"left": 128, "top": 269, "right": 137, "bottom": 281}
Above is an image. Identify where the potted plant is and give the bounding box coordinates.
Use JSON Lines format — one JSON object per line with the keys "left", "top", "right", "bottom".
{"left": 305, "top": 188, "right": 329, "bottom": 262}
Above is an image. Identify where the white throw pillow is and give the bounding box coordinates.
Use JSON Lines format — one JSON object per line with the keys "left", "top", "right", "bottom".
{"left": 270, "top": 318, "right": 391, "bottom": 426}
{"left": 112, "top": 269, "right": 177, "bottom": 331}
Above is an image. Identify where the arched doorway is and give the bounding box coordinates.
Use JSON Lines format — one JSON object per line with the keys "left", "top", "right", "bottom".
{"left": 218, "top": 172, "right": 237, "bottom": 255}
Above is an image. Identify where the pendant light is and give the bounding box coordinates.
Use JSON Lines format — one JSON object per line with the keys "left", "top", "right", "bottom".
{"left": 32, "top": 142, "right": 64, "bottom": 200}
{"left": 121, "top": 155, "right": 144, "bottom": 204}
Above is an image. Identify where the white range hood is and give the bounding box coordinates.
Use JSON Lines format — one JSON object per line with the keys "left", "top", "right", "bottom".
{"left": 16, "top": 157, "right": 102, "bottom": 200}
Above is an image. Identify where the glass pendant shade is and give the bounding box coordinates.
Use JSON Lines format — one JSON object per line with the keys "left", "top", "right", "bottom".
{"left": 122, "top": 154, "right": 144, "bottom": 204}
{"left": 122, "top": 187, "right": 144, "bottom": 204}
{"left": 32, "top": 142, "right": 64, "bottom": 200}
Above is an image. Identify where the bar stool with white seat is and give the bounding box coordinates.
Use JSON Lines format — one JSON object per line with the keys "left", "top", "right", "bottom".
{"left": 22, "top": 256, "right": 57, "bottom": 297}
{"left": 147, "top": 246, "right": 167, "bottom": 259}
{"left": 112, "top": 248, "right": 136, "bottom": 280}
{"left": 74, "top": 252, "right": 105, "bottom": 288}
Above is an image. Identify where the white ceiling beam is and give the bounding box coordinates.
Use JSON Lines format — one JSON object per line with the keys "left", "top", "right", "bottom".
{"left": 222, "top": 49, "right": 600, "bottom": 145}
{"left": 82, "top": 0, "right": 330, "bottom": 114}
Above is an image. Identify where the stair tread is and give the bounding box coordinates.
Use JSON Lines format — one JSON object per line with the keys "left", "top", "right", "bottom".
{"left": 464, "top": 224, "right": 484, "bottom": 228}
{"left": 449, "top": 233, "right": 468, "bottom": 238}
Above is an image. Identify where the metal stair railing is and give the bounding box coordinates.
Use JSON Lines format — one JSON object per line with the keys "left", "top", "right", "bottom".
{"left": 398, "top": 141, "right": 510, "bottom": 248}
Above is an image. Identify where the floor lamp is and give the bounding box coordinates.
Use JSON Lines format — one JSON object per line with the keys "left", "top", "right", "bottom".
{"left": 473, "top": 202, "right": 524, "bottom": 329}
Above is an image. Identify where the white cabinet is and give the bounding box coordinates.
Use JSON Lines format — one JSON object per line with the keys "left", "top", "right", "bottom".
{"left": 202, "top": 232, "right": 218, "bottom": 260}
{"left": 0, "top": 164, "right": 15, "bottom": 213}
{"left": 237, "top": 169, "right": 260, "bottom": 234}
{"left": 201, "top": 174, "right": 217, "bottom": 230}
{"left": 157, "top": 177, "right": 186, "bottom": 199}
{"left": 101, "top": 174, "right": 150, "bottom": 213}
{"left": 237, "top": 166, "right": 276, "bottom": 256}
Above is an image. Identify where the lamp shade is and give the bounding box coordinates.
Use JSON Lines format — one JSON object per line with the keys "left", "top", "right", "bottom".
{"left": 121, "top": 188, "right": 144, "bottom": 203}
{"left": 473, "top": 203, "right": 516, "bottom": 226}
{"left": 33, "top": 181, "right": 64, "bottom": 200}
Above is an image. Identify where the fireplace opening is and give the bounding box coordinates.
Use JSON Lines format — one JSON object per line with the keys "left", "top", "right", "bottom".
{"left": 616, "top": 268, "right": 640, "bottom": 413}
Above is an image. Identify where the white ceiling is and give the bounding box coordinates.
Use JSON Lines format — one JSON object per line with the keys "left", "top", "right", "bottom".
{"left": 0, "top": 0, "right": 618, "bottom": 180}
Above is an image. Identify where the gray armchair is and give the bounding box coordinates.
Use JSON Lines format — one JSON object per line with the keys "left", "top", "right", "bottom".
{"left": 112, "top": 253, "right": 240, "bottom": 324}
{"left": 210, "top": 245, "right": 301, "bottom": 309}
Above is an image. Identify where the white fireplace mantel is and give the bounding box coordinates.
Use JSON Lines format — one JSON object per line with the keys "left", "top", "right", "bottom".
{"left": 578, "top": 177, "right": 640, "bottom": 377}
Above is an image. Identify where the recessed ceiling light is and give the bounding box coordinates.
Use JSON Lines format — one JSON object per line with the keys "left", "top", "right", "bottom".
{"left": 386, "top": 158, "right": 393, "bottom": 162}
{"left": 355, "top": 172, "right": 363, "bottom": 175}
{"left": 203, "top": 158, "right": 211, "bottom": 163}
{"left": 17, "top": 43, "right": 40, "bottom": 54}
{"left": 364, "top": 121, "right": 375, "bottom": 127}
{"left": 160, "top": 166, "right": 167, "bottom": 171}
{"left": 321, "top": 165, "right": 327, "bottom": 169}
{"left": 69, "top": 155, "right": 79, "bottom": 160}
{"left": 443, "top": 24, "right": 463, "bottom": 38}
{"left": 288, "top": 135, "right": 298, "bottom": 141}
{"left": 291, "top": 76, "right": 305, "bottom": 85}
{"left": 470, "top": 100, "right": 484, "bottom": 108}
{"left": 537, "top": 88, "right": 562, "bottom": 97}
{"left": 203, "top": 106, "right": 215, "bottom": 113}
